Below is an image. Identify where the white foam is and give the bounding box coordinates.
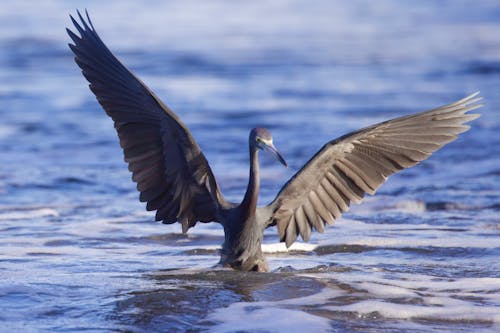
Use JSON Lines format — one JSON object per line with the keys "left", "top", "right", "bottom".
{"left": 327, "top": 299, "right": 500, "bottom": 323}
{"left": 207, "top": 306, "right": 331, "bottom": 333}
{"left": 311, "top": 217, "right": 500, "bottom": 249}
{"left": 340, "top": 271, "right": 500, "bottom": 296}
{"left": 262, "top": 242, "right": 317, "bottom": 253}
{"left": 207, "top": 288, "right": 341, "bottom": 333}
{"left": 338, "top": 235, "right": 500, "bottom": 249}
{"left": 315, "top": 271, "right": 500, "bottom": 324}
{"left": 0, "top": 208, "right": 59, "bottom": 220}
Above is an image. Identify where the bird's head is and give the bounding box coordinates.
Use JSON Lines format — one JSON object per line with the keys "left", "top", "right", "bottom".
{"left": 250, "top": 128, "right": 287, "bottom": 167}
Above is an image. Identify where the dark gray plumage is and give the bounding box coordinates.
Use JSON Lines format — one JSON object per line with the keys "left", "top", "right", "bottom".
{"left": 68, "top": 11, "right": 482, "bottom": 272}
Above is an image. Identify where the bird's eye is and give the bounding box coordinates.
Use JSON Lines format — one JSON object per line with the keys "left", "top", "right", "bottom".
{"left": 256, "top": 137, "right": 262, "bottom": 143}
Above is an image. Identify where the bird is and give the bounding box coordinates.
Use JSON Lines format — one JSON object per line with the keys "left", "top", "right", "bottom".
{"left": 67, "top": 10, "right": 482, "bottom": 272}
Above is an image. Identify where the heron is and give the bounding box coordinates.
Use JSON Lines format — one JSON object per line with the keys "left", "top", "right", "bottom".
{"left": 67, "top": 11, "right": 482, "bottom": 272}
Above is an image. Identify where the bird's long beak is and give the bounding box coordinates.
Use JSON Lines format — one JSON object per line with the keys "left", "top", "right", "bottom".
{"left": 266, "top": 143, "right": 287, "bottom": 168}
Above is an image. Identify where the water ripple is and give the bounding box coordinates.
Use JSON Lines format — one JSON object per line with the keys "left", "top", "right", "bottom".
{"left": 0, "top": 1, "right": 499, "bottom": 332}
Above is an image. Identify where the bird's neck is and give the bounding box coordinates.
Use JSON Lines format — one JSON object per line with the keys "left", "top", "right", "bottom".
{"left": 240, "top": 147, "right": 260, "bottom": 219}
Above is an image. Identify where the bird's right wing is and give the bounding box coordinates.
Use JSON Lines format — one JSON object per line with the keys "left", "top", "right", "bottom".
{"left": 263, "top": 93, "right": 482, "bottom": 247}
{"left": 67, "top": 11, "right": 228, "bottom": 232}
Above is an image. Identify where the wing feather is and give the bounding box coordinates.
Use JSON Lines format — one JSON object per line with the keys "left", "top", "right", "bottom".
{"left": 262, "top": 93, "right": 482, "bottom": 246}
{"left": 68, "top": 10, "right": 227, "bottom": 230}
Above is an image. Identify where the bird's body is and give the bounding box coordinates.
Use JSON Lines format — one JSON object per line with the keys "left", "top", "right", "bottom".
{"left": 68, "top": 11, "right": 482, "bottom": 272}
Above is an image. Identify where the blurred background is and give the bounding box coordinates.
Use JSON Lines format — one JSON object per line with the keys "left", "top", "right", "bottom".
{"left": 0, "top": 1, "right": 499, "bottom": 332}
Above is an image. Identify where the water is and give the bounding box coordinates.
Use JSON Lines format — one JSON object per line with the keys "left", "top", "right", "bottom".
{"left": 0, "top": 1, "right": 499, "bottom": 332}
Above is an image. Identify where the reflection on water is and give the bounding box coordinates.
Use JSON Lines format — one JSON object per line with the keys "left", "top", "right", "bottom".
{"left": 0, "top": 1, "right": 499, "bottom": 332}
{"left": 112, "top": 269, "right": 326, "bottom": 332}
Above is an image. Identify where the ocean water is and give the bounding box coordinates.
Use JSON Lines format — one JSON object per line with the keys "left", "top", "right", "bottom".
{"left": 0, "top": 1, "right": 499, "bottom": 332}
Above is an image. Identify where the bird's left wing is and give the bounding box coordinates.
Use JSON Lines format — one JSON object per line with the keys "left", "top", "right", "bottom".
{"left": 261, "top": 93, "right": 481, "bottom": 247}
{"left": 67, "top": 11, "right": 228, "bottom": 232}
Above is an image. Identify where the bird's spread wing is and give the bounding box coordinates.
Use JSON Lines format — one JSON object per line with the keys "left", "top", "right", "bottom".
{"left": 67, "top": 10, "right": 227, "bottom": 232}
{"left": 263, "top": 93, "right": 482, "bottom": 247}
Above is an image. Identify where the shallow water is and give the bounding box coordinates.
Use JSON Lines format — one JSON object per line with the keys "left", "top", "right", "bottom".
{"left": 0, "top": 1, "right": 499, "bottom": 332}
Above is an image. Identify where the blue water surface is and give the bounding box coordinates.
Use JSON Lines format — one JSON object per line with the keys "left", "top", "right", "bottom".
{"left": 0, "top": 1, "right": 499, "bottom": 332}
